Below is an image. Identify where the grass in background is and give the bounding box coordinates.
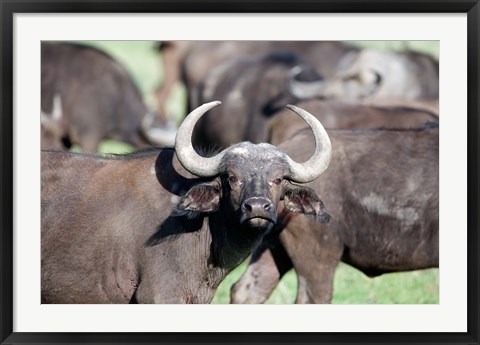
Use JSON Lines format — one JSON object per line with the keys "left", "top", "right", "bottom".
{"left": 332, "top": 264, "right": 438, "bottom": 304}
{"left": 72, "top": 40, "right": 439, "bottom": 304}
{"left": 211, "top": 261, "right": 298, "bottom": 304}
{"left": 70, "top": 139, "right": 135, "bottom": 155}
{"left": 212, "top": 261, "right": 438, "bottom": 304}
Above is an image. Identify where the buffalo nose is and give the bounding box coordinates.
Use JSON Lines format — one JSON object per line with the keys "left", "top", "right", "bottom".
{"left": 242, "top": 197, "right": 273, "bottom": 212}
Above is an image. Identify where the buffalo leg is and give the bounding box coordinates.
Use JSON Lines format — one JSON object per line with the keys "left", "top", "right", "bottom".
{"left": 230, "top": 237, "right": 293, "bottom": 304}
{"left": 78, "top": 132, "right": 101, "bottom": 154}
{"left": 280, "top": 218, "right": 343, "bottom": 304}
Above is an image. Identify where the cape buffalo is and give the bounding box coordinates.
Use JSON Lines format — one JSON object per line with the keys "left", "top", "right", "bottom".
{"left": 41, "top": 102, "right": 333, "bottom": 304}
{"left": 289, "top": 49, "right": 439, "bottom": 102}
{"left": 41, "top": 42, "right": 175, "bottom": 153}
{"left": 231, "top": 123, "right": 439, "bottom": 304}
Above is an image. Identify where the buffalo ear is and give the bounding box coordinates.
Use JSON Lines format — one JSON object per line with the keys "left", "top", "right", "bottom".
{"left": 283, "top": 186, "right": 331, "bottom": 223}
{"left": 172, "top": 184, "right": 221, "bottom": 218}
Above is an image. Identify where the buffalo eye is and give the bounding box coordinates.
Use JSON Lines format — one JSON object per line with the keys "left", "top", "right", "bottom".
{"left": 228, "top": 174, "right": 242, "bottom": 188}
{"left": 270, "top": 177, "right": 283, "bottom": 186}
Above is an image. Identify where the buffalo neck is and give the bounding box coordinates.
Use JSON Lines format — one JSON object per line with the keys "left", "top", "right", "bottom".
{"left": 208, "top": 210, "right": 269, "bottom": 270}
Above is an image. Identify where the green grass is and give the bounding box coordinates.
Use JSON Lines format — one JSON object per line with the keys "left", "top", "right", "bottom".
{"left": 68, "top": 40, "right": 439, "bottom": 304}
{"left": 211, "top": 261, "right": 299, "bottom": 304}
{"left": 211, "top": 261, "right": 438, "bottom": 304}
{"left": 332, "top": 264, "right": 438, "bottom": 304}
{"left": 70, "top": 139, "right": 135, "bottom": 155}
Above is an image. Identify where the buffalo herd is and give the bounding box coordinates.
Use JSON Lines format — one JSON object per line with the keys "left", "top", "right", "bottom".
{"left": 41, "top": 41, "right": 439, "bottom": 304}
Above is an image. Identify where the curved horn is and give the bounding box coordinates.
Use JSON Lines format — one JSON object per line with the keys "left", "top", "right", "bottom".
{"left": 288, "top": 66, "right": 326, "bottom": 100}
{"left": 284, "top": 104, "right": 332, "bottom": 183}
{"left": 175, "top": 101, "right": 224, "bottom": 177}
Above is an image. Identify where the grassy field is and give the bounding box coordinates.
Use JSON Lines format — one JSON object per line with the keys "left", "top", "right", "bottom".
{"left": 212, "top": 262, "right": 439, "bottom": 304}
{"left": 70, "top": 40, "right": 439, "bottom": 304}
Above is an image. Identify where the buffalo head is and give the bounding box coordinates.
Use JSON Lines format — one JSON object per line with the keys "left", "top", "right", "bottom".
{"left": 172, "top": 101, "right": 332, "bottom": 232}
{"left": 288, "top": 49, "right": 439, "bottom": 102}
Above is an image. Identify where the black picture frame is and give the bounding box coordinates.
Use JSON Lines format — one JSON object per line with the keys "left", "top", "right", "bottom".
{"left": 1, "top": 1, "right": 478, "bottom": 344}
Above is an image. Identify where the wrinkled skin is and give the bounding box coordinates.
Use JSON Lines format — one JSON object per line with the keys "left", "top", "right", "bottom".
{"left": 232, "top": 126, "right": 439, "bottom": 304}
